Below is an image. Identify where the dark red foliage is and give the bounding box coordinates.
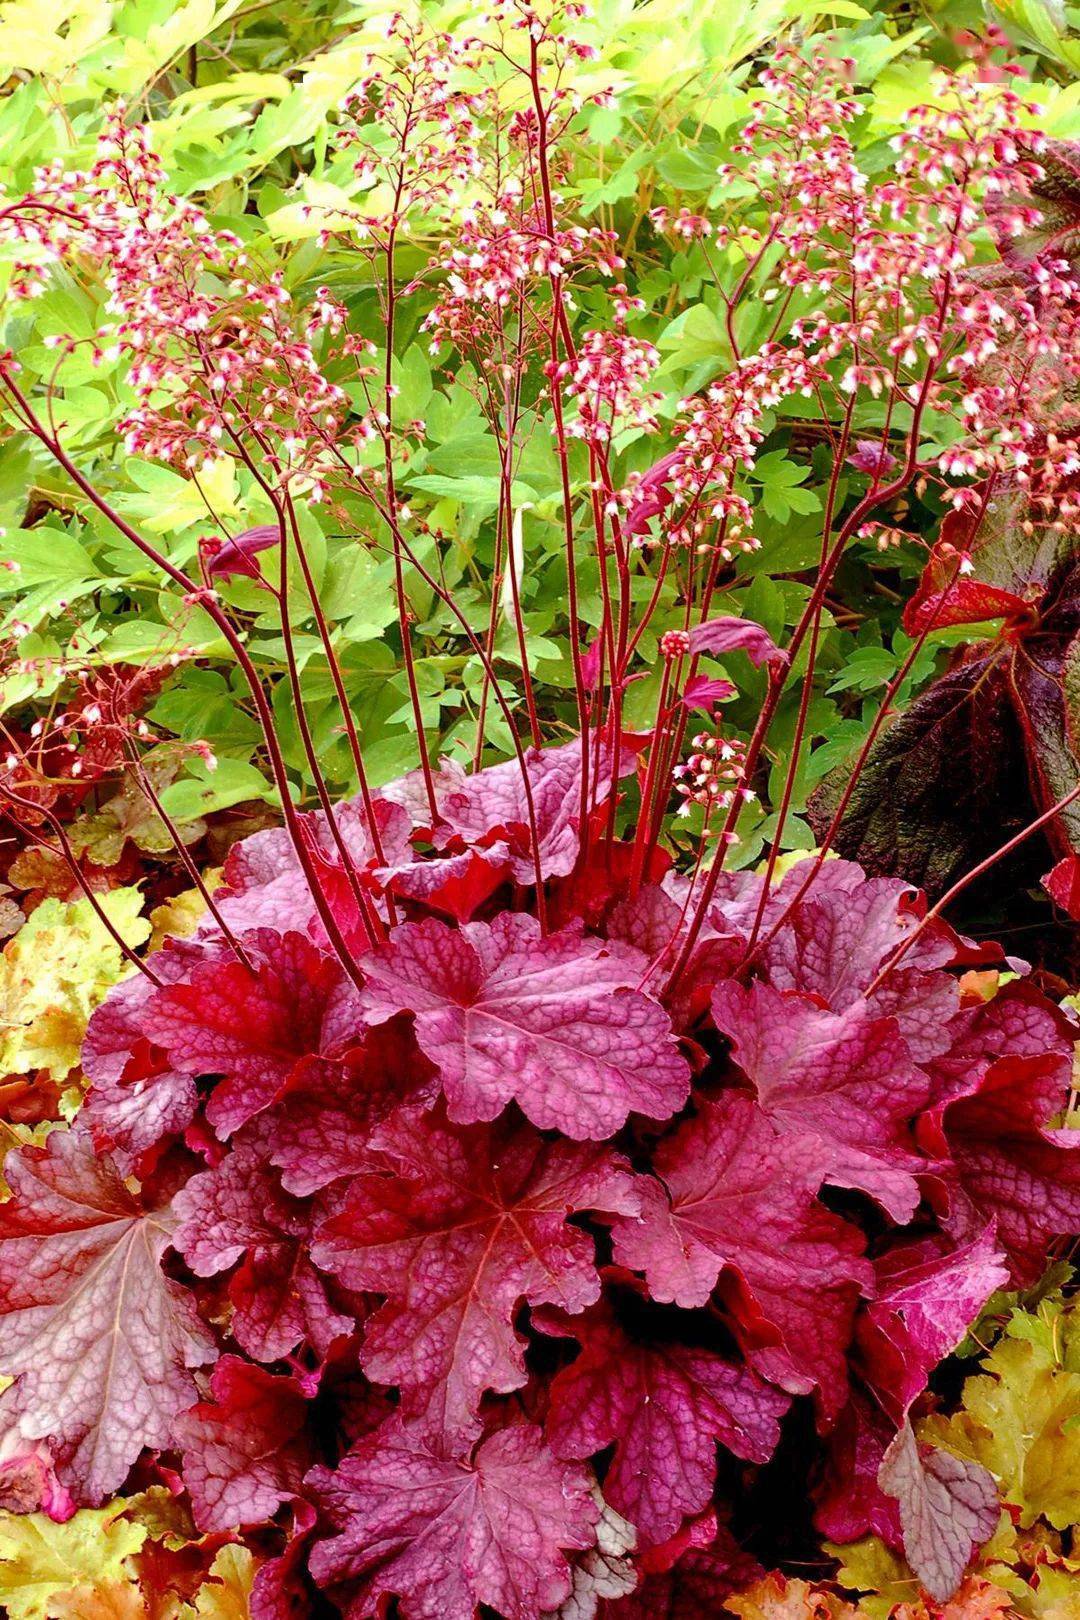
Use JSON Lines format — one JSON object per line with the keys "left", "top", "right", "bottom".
{"left": 2, "top": 740, "right": 1077, "bottom": 1616}
{"left": 814, "top": 493, "right": 1080, "bottom": 898}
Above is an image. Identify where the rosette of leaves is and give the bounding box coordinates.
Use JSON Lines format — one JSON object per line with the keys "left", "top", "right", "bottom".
{"left": 0, "top": 739, "right": 1077, "bottom": 1620}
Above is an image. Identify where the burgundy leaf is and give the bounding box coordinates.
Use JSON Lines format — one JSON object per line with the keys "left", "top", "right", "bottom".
{"left": 878, "top": 1421, "right": 999, "bottom": 1603}
{"left": 610, "top": 1094, "right": 871, "bottom": 1424}
{"left": 201, "top": 523, "right": 280, "bottom": 584}
{"left": 1044, "top": 853, "right": 1080, "bottom": 918}
{"left": 688, "top": 616, "right": 785, "bottom": 668}
{"left": 808, "top": 654, "right": 1031, "bottom": 901}
{"left": 543, "top": 1289, "right": 788, "bottom": 1546}
{"left": 264, "top": 1020, "right": 436, "bottom": 1196}
{"left": 313, "top": 1107, "right": 639, "bottom": 1439}
{"left": 308, "top": 1416, "right": 598, "bottom": 1620}
{"left": 812, "top": 1392, "right": 903, "bottom": 1547}
{"left": 679, "top": 674, "right": 736, "bottom": 714}
{"left": 856, "top": 1230, "right": 1008, "bottom": 1423}
{"left": 712, "top": 981, "right": 929, "bottom": 1220}
{"left": 0, "top": 1127, "right": 214, "bottom": 1503}
{"left": 141, "top": 929, "right": 355, "bottom": 1137}
{"left": 173, "top": 1143, "right": 351, "bottom": 1361}
{"left": 357, "top": 914, "right": 690, "bottom": 1139}
{"left": 931, "top": 1051, "right": 1080, "bottom": 1285}
{"left": 176, "top": 1355, "right": 312, "bottom": 1532}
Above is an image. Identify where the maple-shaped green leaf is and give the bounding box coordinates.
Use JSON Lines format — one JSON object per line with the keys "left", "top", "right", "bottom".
{"left": 920, "top": 1335, "right": 1080, "bottom": 1531}
{"left": 0, "top": 1505, "right": 145, "bottom": 1620}
{"left": 0, "top": 889, "right": 150, "bottom": 1082}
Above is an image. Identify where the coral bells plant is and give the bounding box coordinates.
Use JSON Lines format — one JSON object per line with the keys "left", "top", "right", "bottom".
{"left": 3, "top": 11, "right": 1080, "bottom": 1619}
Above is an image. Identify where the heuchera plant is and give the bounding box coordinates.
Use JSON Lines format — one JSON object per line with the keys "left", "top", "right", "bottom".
{"left": 1, "top": 9, "right": 1080, "bottom": 1618}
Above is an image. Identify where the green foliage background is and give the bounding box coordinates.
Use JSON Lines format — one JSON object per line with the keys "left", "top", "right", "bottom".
{"left": 4, "top": 0, "right": 1080, "bottom": 865}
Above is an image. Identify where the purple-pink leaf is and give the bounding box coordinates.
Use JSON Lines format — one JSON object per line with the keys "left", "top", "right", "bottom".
{"left": 176, "top": 1355, "right": 313, "bottom": 1532}
{"left": 711, "top": 980, "right": 929, "bottom": 1220}
{"left": 308, "top": 1417, "right": 598, "bottom": 1620}
{"left": 173, "top": 1143, "right": 351, "bottom": 1361}
{"left": 0, "top": 1127, "right": 214, "bottom": 1504}
{"left": 878, "top": 1420, "right": 999, "bottom": 1602}
{"left": 610, "top": 1094, "right": 871, "bottom": 1425}
{"left": 543, "top": 1285, "right": 788, "bottom": 1547}
{"left": 200, "top": 523, "right": 280, "bottom": 584}
{"left": 381, "top": 737, "right": 639, "bottom": 886}
{"left": 680, "top": 674, "right": 737, "bottom": 713}
{"left": 357, "top": 913, "right": 690, "bottom": 1139}
{"left": 688, "top": 616, "right": 785, "bottom": 667}
{"left": 313, "top": 1106, "right": 640, "bottom": 1439}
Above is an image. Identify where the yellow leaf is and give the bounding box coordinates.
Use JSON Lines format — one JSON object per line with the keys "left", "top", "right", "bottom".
{"left": 827, "top": 1536, "right": 920, "bottom": 1618}
{"left": 180, "top": 1546, "right": 254, "bottom": 1620}
{"left": 149, "top": 877, "right": 220, "bottom": 952}
{"left": 0, "top": 889, "right": 149, "bottom": 1082}
{"left": 920, "top": 1336, "right": 1080, "bottom": 1530}
{"left": 0, "top": 1507, "right": 145, "bottom": 1620}
{"left": 48, "top": 1581, "right": 150, "bottom": 1620}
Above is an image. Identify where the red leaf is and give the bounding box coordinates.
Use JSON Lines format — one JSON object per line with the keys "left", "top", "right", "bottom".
{"left": 176, "top": 1355, "right": 312, "bottom": 1532}
{"left": 936, "top": 1051, "right": 1080, "bottom": 1285}
{"left": 1044, "top": 853, "right": 1080, "bottom": 918}
{"left": 712, "top": 981, "right": 929, "bottom": 1220}
{"left": 901, "top": 539, "right": 1034, "bottom": 638}
{"left": 856, "top": 1230, "right": 1009, "bottom": 1423}
{"left": 263, "top": 1020, "right": 436, "bottom": 1196}
{"left": 308, "top": 1416, "right": 598, "bottom": 1620}
{"left": 357, "top": 914, "right": 690, "bottom": 1139}
{"left": 543, "top": 1287, "right": 788, "bottom": 1546}
{"left": 878, "top": 1421, "right": 999, "bottom": 1603}
{"left": 313, "top": 1107, "right": 639, "bottom": 1439}
{"left": 610, "top": 1094, "right": 871, "bottom": 1425}
{"left": 0, "top": 1127, "right": 214, "bottom": 1503}
{"left": 173, "top": 1143, "right": 351, "bottom": 1360}
{"left": 142, "top": 929, "right": 358, "bottom": 1137}
{"left": 598, "top": 1512, "right": 762, "bottom": 1619}
{"left": 689, "top": 616, "right": 785, "bottom": 667}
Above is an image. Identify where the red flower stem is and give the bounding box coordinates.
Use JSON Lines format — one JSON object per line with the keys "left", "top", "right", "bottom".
{"left": 0, "top": 369, "right": 368, "bottom": 990}
{"left": 280, "top": 488, "right": 394, "bottom": 891}
{"left": 272, "top": 504, "right": 385, "bottom": 951}
{"left": 742, "top": 559, "right": 963, "bottom": 969}
{"left": 126, "top": 753, "right": 257, "bottom": 973}
{"left": 0, "top": 791, "right": 163, "bottom": 987}
{"left": 382, "top": 217, "right": 440, "bottom": 827}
